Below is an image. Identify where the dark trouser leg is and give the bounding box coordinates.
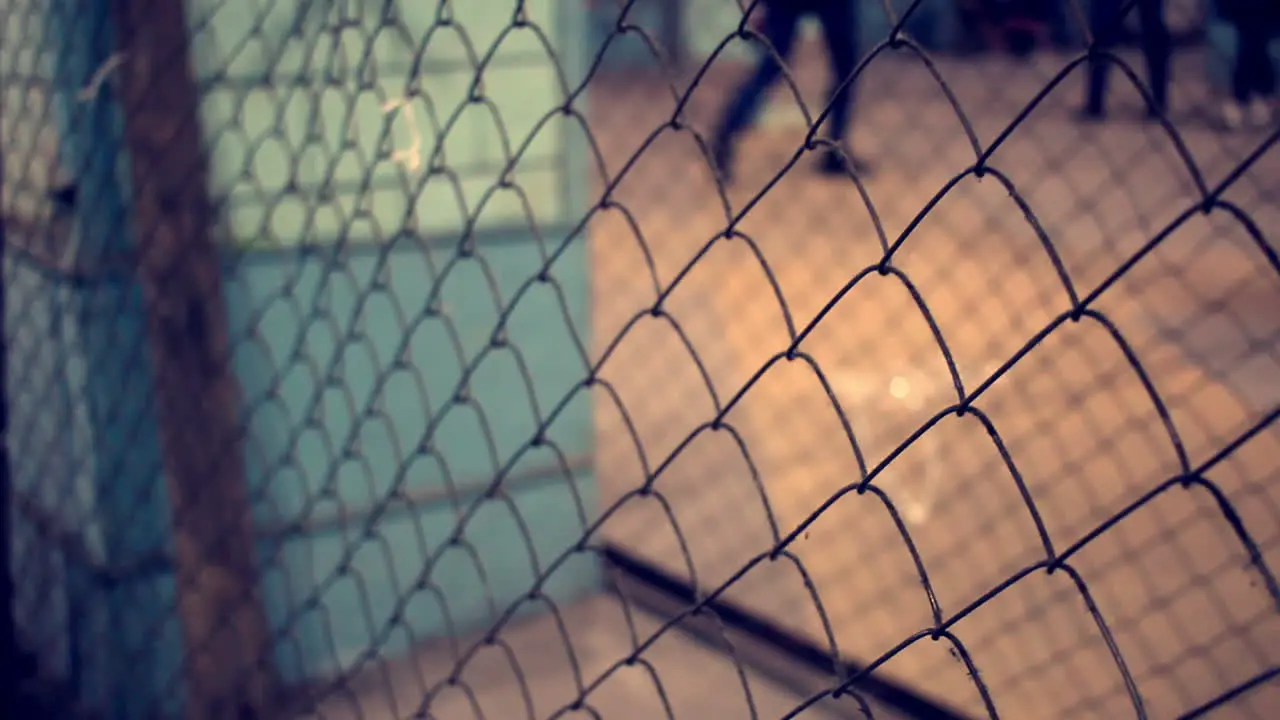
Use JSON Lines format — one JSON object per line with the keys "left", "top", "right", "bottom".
{"left": 1233, "top": 23, "right": 1275, "bottom": 102}
{"left": 1258, "top": 35, "right": 1278, "bottom": 98}
{"left": 812, "top": 0, "right": 870, "bottom": 174}
{"left": 816, "top": 0, "right": 858, "bottom": 145}
{"left": 956, "top": 2, "right": 986, "bottom": 55}
{"left": 1084, "top": 0, "right": 1124, "bottom": 115}
{"left": 715, "top": 5, "right": 803, "bottom": 145}
{"left": 1136, "top": 0, "right": 1170, "bottom": 114}
{"left": 1048, "top": 0, "right": 1075, "bottom": 48}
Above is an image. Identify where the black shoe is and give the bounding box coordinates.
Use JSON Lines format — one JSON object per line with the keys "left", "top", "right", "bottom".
{"left": 817, "top": 148, "right": 870, "bottom": 177}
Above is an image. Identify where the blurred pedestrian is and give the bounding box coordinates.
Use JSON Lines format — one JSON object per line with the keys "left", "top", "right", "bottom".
{"left": 959, "top": 1, "right": 1055, "bottom": 58}
{"left": 1079, "top": 0, "right": 1171, "bottom": 121}
{"left": 710, "top": 0, "right": 868, "bottom": 183}
{"left": 1217, "top": 0, "right": 1279, "bottom": 129}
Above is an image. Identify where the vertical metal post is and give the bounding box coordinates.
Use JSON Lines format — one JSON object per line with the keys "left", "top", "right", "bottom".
{"left": 103, "top": 2, "right": 278, "bottom": 717}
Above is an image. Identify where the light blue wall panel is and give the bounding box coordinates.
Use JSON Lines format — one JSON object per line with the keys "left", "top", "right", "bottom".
{"left": 38, "top": 5, "right": 178, "bottom": 717}
{"left": 40, "top": 0, "right": 167, "bottom": 573}
{"left": 187, "top": 0, "right": 567, "bottom": 246}
{"left": 225, "top": 237, "right": 593, "bottom": 520}
{"left": 682, "top": 0, "right": 763, "bottom": 66}
{"left": 224, "top": 232, "right": 597, "bottom": 684}
{"left": 101, "top": 573, "right": 187, "bottom": 718}
{"left": 586, "top": 0, "right": 683, "bottom": 71}
{"left": 3, "top": 259, "right": 87, "bottom": 691}
{"left": 3, "top": 256, "right": 177, "bottom": 719}
{"left": 191, "top": 0, "right": 601, "bottom": 689}
{"left": 259, "top": 473, "right": 598, "bottom": 682}
{"left": 36, "top": 0, "right": 598, "bottom": 706}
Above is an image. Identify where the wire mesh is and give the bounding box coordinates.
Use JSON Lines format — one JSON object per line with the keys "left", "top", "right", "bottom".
{"left": 0, "top": 0, "right": 1278, "bottom": 718}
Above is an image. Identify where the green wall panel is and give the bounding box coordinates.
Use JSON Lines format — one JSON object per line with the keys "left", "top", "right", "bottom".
{"left": 186, "top": 0, "right": 566, "bottom": 246}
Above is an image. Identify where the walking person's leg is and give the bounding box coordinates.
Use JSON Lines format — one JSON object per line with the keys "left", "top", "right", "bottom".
{"left": 1224, "top": 21, "right": 1256, "bottom": 128}
{"left": 711, "top": 2, "right": 804, "bottom": 182}
{"left": 1225, "top": 21, "right": 1276, "bottom": 128}
{"left": 1135, "top": 0, "right": 1171, "bottom": 118}
{"left": 1081, "top": 0, "right": 1123, "bottom": 118}
{"left": 956, "top": 0, "right": 988, "bottom": 55}
{"left": 1247, "top": 5, "right": 1279, "bottom": 124}
{"left": 1254, "top": 26, "right": 1278, "bottom": 106}
{"left": 1233, "top": 27, "right": 1263, "bottom": 103}
{"left": 813, "top": 0, "right": 869, "bottom": 175}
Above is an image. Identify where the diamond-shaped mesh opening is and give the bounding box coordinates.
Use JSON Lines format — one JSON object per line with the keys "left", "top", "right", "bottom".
{"left": 1, "top": 1, "right": 1278, "bottom": 718}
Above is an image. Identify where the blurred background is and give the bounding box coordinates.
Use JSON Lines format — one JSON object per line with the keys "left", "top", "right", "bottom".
{"left": 1, "top": 1, "right": 1278, "bottom": 719}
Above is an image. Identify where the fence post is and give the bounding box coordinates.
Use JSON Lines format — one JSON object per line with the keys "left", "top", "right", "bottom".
{"left": 103, "top": 1, "right": 278, "bottom": 717}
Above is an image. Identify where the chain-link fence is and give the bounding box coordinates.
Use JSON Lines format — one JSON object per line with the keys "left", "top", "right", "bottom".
{"left": 1, "top": 0, "right": 1278, "bottom": 718}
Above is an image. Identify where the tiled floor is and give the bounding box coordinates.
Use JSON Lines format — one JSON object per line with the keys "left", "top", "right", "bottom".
{"left": 303, "top": 593, "right": 904, "bottom": 719}
{"left": 585, "top": 51, "right": 1280, "bottom": 719}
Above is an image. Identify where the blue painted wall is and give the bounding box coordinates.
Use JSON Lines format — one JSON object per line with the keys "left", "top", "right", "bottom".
{"left": 30, "top": 3, "right": 182, "bottom": 717}
{"left": 224, "top": 235, "right": 597, "bottom": 682}
{"left": 186, "top": 0, "right": 600, "bottom": 689}
{"left": 26, "top": 0, "right": 599, "bottom": 713}
{"left": 190, "top": 0, "right": 569, "bottom": 244}
{"left": 2, "top": 257, "right": 181, "bottom": 720}
{"left": 2, "top": 259, "right": 108, "bottom": 706}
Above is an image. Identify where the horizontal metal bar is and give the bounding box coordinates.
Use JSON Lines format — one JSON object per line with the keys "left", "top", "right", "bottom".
{"left": 2, "top": 211, "right": 581, "bottom": 286}
{"left": 602, "top": 545, "right": 976, "bottom": 720}
{"left": 9, "top": 452, "right": 592, "bottom": 587}
{"left": 203, "top": 53, "right": 549, "bottom": 90}
{"left": 259, "top": 452, "right": 593, "bottom": 537}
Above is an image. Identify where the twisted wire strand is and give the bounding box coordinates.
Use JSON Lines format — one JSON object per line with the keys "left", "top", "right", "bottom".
{"left": 1, "top": 0, "right": 1277, "bottom": 718}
